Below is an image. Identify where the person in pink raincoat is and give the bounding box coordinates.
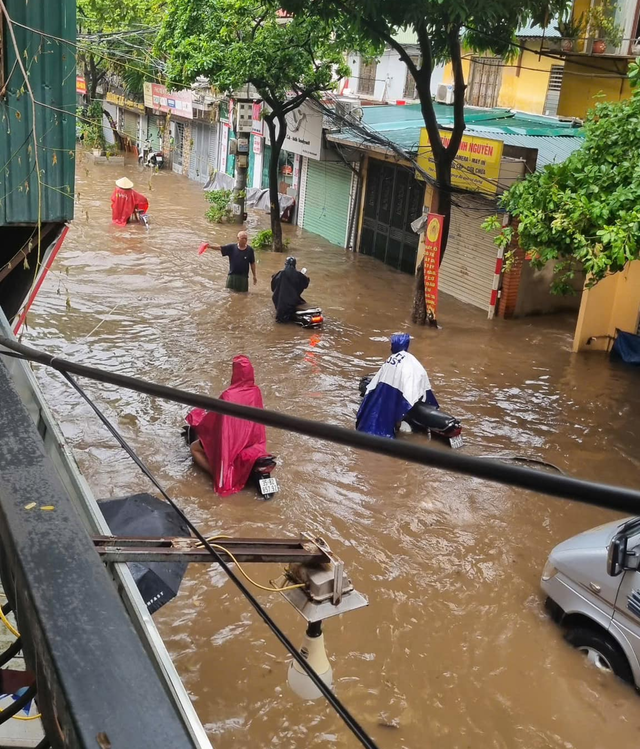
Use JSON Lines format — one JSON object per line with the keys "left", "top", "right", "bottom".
{"left": 186, "top": 356, "right": 267, "bottom": 496}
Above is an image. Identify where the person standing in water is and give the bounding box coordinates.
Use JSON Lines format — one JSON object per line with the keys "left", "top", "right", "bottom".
{"left": 209, "top": 231, "right": 257, "bottom": 292}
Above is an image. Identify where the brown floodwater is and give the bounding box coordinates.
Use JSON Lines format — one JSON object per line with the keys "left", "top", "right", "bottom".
{"left": 21, "top": 153, "right": 640, "bottom": 749}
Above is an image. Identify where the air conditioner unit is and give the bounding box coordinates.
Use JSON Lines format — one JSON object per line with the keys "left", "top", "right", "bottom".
{"left": 435, "top": 84, "right": 454, "bottom": 105}
{"left": 334, "top": 99, "right": 364, "bottom": 125}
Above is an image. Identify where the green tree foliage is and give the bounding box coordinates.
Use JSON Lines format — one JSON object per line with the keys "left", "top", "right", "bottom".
{"left": 489, "top": 59, "right": 640, "bottom": 295}
{"left": 78, "top": 0, "right": 160, "bottom": 97}
{"left": 157, "top": 0, "right": 351, "bottom": 250}
{"left": 78, "top": 0, "right": 162, "bottom": 149}
{"left": 280, "top": 0, "right": 570, "bottom": 321}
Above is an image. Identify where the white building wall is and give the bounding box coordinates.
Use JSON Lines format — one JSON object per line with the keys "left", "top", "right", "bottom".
{"left": 347, "top": 49, "right": 446, "bottom": 102}
{"left": 102, "top": 102, "right": 118, "bottom": 145}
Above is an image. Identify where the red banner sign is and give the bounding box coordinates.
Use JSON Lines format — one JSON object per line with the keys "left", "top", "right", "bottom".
{"left": 76, "top": 76, "right": 86, "bottom": 94}
{"left": 423, "top": 213, "right": 444, "bottom": 324}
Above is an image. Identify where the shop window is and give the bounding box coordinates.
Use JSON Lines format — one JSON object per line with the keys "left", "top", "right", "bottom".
{"left": 358, "top": 60, "right": 377, "bottom": 97}
{"left": 467, "top": 56, "right": 503, "bottom": 108}
{"left": 403, "top": 56, "right": 420, "bottom": 99}
{"left": 543, "top": 65, "right": 564, "bottom": 117}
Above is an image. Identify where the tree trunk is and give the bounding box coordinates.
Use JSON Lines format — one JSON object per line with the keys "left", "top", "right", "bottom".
{"left": 89, "top": 55, "right": 100, "bottom": 102}
{"left": 410, "top": 29, "right": 464, "bottom": 326}
{"left": 412, "top": 157, "right": 453, "bottom": 325}
{"left": 265, "top": 114, "right": 287, "bottom": 252}
{"left": 102, "top": 109, "right": 124, "bottom": 150}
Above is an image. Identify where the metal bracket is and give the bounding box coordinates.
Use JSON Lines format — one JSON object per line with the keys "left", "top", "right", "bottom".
{"left": 93, "top": 535, "right": 328, "bottom": 565}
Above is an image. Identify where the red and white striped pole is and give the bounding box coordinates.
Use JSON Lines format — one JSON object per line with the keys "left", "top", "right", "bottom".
{"left": 487, "top": 212, "right": 511, "bottom": 320}
{"left": 487, "top": 245, "right": 504, "bottom": 320}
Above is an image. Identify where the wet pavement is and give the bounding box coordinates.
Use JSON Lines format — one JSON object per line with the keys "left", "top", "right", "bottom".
{"left": 22, "top": 153, "right": 640, "bottom": 749}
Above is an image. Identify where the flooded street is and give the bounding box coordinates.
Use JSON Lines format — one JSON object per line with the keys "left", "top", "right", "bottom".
{"left": 22, "top": 154, "right": 640, "bottom": 749}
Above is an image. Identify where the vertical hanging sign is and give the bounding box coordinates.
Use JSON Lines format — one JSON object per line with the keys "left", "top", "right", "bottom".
{"left": 423, "top": 213, "right": 444, "bottom": 325}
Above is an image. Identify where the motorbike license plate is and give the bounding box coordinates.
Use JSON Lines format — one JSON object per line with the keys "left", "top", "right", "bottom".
{"left": 449, "top": 435, "right": 464, "bottom": 449}
{"left": 259, "top": 477, "right": 279, "bottom": 495}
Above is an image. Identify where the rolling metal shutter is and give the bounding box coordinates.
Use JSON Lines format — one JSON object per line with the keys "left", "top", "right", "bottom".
{"left": 297, "top": 157, "right": 309, "bottom": 227}
{"left": 122, "top": 110, "right": 138, "bottom": 142}
{"left": 302, "top": 159, "right": 353, "bottom": 247}
{"left": 189, "top": 122, "right": 217, "bottom": 183}
{"left": 438, "top": 195, "right": 499, "bottom": 312}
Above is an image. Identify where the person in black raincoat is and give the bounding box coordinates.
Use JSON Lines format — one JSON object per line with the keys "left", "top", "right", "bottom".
{"left": 271, "top": 256, "right": 310, "bottom": 323}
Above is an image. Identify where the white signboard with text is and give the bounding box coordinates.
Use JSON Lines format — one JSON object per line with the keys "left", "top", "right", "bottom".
{"left": 265, "top": 100, "right": 323, "bottom": 160}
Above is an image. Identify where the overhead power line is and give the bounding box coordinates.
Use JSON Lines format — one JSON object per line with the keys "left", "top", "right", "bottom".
{"left": 1, "top": 336, "right": 640, "bottom": 516}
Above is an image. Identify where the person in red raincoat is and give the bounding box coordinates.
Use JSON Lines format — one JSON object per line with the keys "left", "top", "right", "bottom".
{"left": 111, "top": 177, "right": 149, "bottom": 226}
{"left": 186, "top": 356, "right": 267, "bottom": 496}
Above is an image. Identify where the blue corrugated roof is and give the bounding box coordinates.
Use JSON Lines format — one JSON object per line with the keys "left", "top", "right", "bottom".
{"left": 516, "top": 20, "right": 561, "bottom": 38}
{"left": 330, "top": 103, "right": 583, "bottom": 171}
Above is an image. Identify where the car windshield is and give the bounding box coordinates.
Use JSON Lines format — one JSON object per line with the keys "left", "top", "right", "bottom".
{"left": 619, "top": 516, "right": 640, "bottom": 537}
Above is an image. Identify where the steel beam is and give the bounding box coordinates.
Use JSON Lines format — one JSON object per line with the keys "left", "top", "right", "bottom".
{"left": 0, "top": 359, "right": 200, "bottom": 749}
{"left": 92, "top": 536, "right": 328, "bottom": 564}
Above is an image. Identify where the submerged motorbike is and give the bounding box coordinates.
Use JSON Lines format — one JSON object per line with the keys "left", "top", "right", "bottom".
{"left": 138, "top": 141, "right": 164, "bottom": 169}
{"left": 133, "top": 209, "right": 149, "bottom": 229}
{"left": 294, "top": 306, "right": 324, "bottom": 329}
{"left": 358, "top": 376, "right": 464, "bottom": 448}
{"left": 182, "top": 425, "right": 279, "bottom": 499}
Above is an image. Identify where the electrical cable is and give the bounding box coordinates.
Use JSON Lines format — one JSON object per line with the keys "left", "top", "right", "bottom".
{"left": 0, "top": 607, "right": 19, "bottom": 638}
{"left": 2, "top": 337, "right": 640, "bottom": 515}
{"left": 0, "top": 602, "right": 22, "bottom": 668}
{"left": 0, "top": 685, "right": 37, "bottom": 726}
{"left": 0, "top": 604, "right": 41, "bottom": 722}
{"left": 191, "top": 535, "right": 303, "bottom": 591}
{"left": 0, "top": 637, "right": 22, "bottom": 670}
{"left": 207, "top": 544, "right": 305, "bottom": 593}
{"left": 51, "top": 369, "right": 379, "bottom": 749}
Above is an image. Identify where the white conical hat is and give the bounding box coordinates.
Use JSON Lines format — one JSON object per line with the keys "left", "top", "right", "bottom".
{"left": 115, "top": 177, "right": 133, "bottom": 189}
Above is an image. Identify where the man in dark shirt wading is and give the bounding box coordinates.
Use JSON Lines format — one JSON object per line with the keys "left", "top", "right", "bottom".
{"left": 210, "top": 231, "right": 257, "bottom": 292}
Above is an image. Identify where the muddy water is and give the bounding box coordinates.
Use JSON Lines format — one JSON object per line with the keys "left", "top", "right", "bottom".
{"left": 23, "top": 155, "right": 640, "bottom": 749}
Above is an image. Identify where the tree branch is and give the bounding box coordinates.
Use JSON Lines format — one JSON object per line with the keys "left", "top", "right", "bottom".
{"left": 413, "top": 23, "right": 444, "bottom": 160}
{"left": 445, "top": 27, "right": 466, "bottom": 161}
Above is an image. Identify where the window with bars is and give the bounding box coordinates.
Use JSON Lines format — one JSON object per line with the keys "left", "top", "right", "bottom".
{"left": 403, "top": 56, "right": 420, "bottom": 100}
{"left": 358, "top": 60, "right": 377, "bottom": 97}
{"left": 467, "top": 56, "right": 503, "bottom": 108}
{"left": 543, "top": 65, "right": 564, "bottom": 116}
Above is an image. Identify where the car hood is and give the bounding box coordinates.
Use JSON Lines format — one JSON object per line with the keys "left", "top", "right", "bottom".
{"left": 552, "top": 517, "right": 634, "bottom": 553}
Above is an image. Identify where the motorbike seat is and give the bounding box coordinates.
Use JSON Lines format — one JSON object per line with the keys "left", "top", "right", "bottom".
{"left": 407, "top": 401, "right": 457, "bottom": 431}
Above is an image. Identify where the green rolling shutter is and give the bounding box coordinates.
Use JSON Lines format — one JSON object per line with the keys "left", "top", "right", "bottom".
{"left": 302, "top": 160, "right": 352, "bottom": 248}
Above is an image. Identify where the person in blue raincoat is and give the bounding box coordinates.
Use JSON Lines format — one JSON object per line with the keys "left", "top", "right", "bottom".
{"left": 356, "top": 334, "right": 438, "bottom": 438}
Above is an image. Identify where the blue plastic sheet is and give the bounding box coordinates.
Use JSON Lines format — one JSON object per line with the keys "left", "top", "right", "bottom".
{"left": 611, "top": 330, "right": 640, "bottom": 365}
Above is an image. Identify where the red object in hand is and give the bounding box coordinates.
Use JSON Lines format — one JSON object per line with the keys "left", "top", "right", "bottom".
{"left": 198, "top": 242, "right": 209, "bottom": 255}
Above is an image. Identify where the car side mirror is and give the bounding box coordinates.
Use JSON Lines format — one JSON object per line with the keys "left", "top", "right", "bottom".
{"left": 607, "top": 533, "right": 628, "bottom": 577}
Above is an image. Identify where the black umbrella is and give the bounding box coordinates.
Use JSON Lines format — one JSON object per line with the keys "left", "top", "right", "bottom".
{"left": 98, "top": 493, "right": 192, "bottom": 615}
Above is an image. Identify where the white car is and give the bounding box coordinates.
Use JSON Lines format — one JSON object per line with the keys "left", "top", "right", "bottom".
{"left": 541, "top": 517, "right": 640, "bottom": 686}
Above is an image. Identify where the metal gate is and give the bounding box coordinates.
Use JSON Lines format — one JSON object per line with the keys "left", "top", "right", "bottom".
{"left": 172, "top": 121, "right": 185, "bottom": 174}
{"left": 359, "top": 159, "right": 424, "bottom": 274}
{"left": 147, "top": 115, "right": 163, "bottom": 151}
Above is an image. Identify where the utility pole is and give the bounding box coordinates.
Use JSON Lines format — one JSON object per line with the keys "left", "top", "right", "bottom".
{"left": 231, "top": 99, "right": 253, "bottom": 224}
{"left": 232, "top": 133, "right": 249, "bottom": 224}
